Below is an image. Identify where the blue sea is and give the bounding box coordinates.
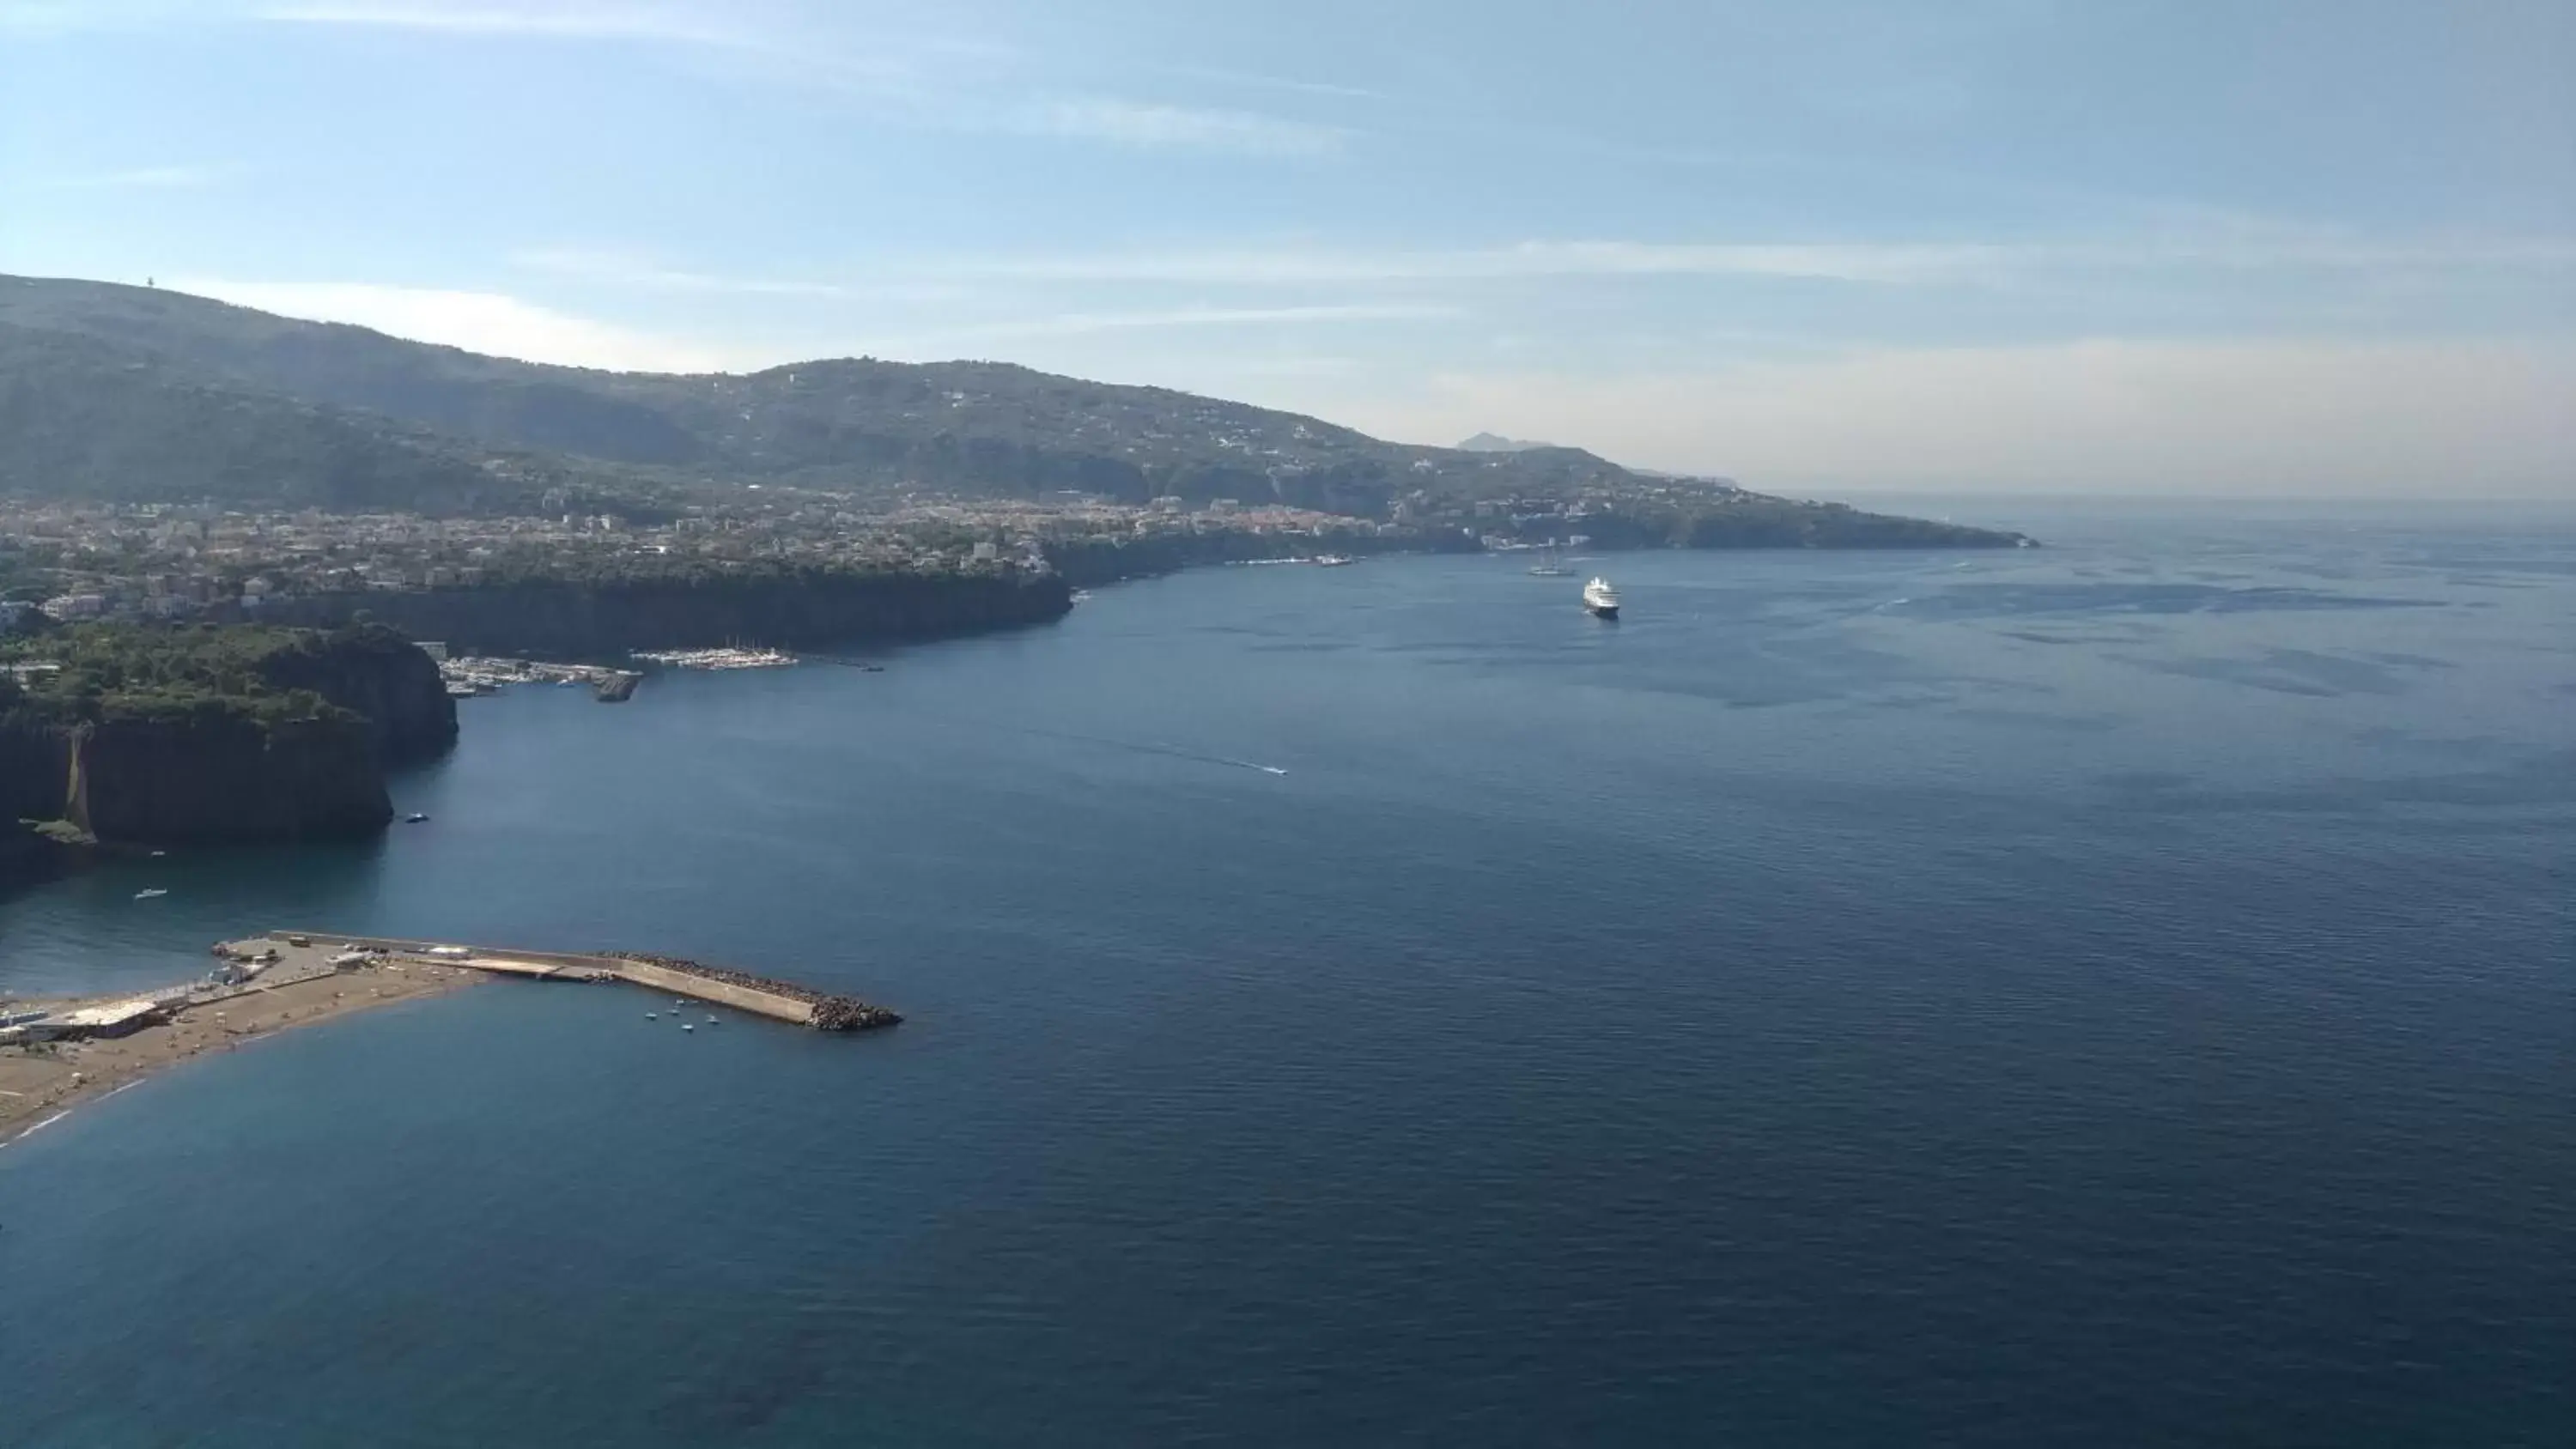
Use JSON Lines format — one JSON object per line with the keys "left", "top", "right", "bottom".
{"left": 3, "top": 498, "right": 2569, "bottom": 1446}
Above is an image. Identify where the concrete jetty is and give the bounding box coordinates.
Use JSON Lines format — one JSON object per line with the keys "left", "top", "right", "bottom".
{"left": 252, "top": 933, "right": 901, "bottom": 1030}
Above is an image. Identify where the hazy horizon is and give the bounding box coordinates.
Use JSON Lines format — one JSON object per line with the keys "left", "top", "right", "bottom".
{"left": 4, "top": 0, "right": 2570, "bottom": 496}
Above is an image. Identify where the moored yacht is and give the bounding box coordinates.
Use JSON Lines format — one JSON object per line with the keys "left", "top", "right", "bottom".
{"left": 1583, "top": 576, "right": 1620, "bottom": 620}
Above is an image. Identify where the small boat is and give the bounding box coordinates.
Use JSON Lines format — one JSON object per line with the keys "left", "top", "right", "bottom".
{"left": 1314, "top": 555, "right": 1353, "bottom": 567}
{"left": 404, "top": 812, "right": 429, "bottom": 824}
{"left": 647, "top": 1013, "right": 658, "bottom": 1021}
{"left": 682, "top": 1023, "right": 696, "bottom": 1033}
{"left": 1583, "top": 577, "right": 1621, "bottom": 620}
{"left": 135, "top": 888, "right": 168, "bottom": 900}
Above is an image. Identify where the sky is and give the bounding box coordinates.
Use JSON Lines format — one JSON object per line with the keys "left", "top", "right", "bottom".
{"left": 3, "top": 0, "right": 2572, "bottom": 494}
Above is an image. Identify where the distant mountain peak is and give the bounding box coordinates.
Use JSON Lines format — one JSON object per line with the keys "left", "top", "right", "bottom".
{"left": 1455, "top": 431, "right": 1552, "bottom": 453}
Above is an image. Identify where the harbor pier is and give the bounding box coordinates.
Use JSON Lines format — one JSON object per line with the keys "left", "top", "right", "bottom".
{"left": 3, "top": 931, "right": 897, "bottom": 1147}
{"left": 252, "top": 933, "right": 902, "bottom": 1030}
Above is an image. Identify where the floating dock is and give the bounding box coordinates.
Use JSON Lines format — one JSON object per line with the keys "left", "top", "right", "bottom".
{"left": 248, "top": 933, "right": 901, "bottom": 1030}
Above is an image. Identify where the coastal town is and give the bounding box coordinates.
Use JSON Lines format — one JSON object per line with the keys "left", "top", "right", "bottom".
{"left": 0, "top": 480, "right": 1721, "bottom": 635}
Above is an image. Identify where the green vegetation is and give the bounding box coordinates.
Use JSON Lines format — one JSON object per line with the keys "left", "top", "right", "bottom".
{"left": 0, "top": 277, "right": 2031, "bottom": 550}
{"left": 0, "top": 318, "right": 670, "bottom": 518}
{"left": 1, "top": 620, "right": 448, "bottom": 848}
{"left": 0, "top": 621, "right": 390, "bottom": 729}
{"left": 248, "top": 562, "right": 1074, "bottom": 658}
{"left": 0, "top": 282, "right": 1640, "bottom": 514}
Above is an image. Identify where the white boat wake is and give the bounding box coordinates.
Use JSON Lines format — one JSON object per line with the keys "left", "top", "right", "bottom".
{"left": 927, "top": 712, "right": 1290, "bottom": 778}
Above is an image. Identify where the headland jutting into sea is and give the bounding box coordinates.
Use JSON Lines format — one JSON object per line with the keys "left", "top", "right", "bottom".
{"left": 0, "top": 275, "right": 2041, "bottom": 1137}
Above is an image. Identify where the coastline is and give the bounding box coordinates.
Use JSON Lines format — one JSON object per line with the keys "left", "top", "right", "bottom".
{"left": 0, "top": 959, "right": 483, "bottom": 1151}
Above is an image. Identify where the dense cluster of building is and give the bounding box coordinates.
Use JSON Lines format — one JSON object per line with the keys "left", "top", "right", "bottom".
{"left": 0, "top": 473, "right": 1710, "bottom": 635}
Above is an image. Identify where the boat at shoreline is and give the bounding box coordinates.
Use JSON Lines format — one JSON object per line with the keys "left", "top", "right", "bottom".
{"left": 629, "top": 646, "right": 796, "bottom": 670}
{"left": 1583, "top": 577, "right": 1621, "bottom": 620}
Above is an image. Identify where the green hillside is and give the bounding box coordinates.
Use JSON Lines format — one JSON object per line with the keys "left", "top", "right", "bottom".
{"left": 0, "top": 275, "right": 2032, "bottom": 549}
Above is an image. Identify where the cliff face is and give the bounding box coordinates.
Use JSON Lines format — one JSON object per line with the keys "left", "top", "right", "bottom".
{"left": 247, "top": 571, "right": 1072, "bottom": 659}
{"left": 0, "top": 720, "right": 74, "bottom": 892}
{"left": 76, "top": 715, "right": 391, "bottom": 842}
{"left": 0, "top": 626, "right": 447, "bottom": 852}
{"left": 1045, "top": 527, "right": 1480, "bottom": 588}
{"left": 256, "top": 623, "right": 457, "bottom": 763}
{"left": 0, "top": 718, "right": 67, "bottom": 823}
{"left": 0, "top": 712, "right": 387, "bottom": 846}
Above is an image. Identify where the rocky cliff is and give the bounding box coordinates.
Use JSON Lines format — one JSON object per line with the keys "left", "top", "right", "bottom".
{"left": 0, "top": 709, "right": 388, "bottom": 851}
{"left": 245, "top": 569, "right": 1073, "bottom": 659}
{"left": 0, "top": 624, "right": 449, "bottom": 851}
{"left": 252, "top": 622, "right": 457, "bottom": 763}
{"left": 0, "top": 718, "right": 65, "bottom": 824}
{"left": 72, "top": 712, "right": 392, "bottom": 842}
{"left": 1044, "top": 526, "right": 1480, "bottom": 588}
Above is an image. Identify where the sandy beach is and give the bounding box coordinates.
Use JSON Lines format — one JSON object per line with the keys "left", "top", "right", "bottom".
{"left": 0, "top": 957, "right": 484, "bottom": 1150}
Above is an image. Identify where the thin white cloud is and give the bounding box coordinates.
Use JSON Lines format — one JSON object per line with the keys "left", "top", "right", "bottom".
{"left": 1032, "top": 97, "right": 1350, "bottom": 157}
{"left": 1339, "top": 340, "right": 2576, "bottom": 495}
{"left": 0, "top": 0, "right": 186, "bottom": 32}
{"left": 944, "top": 303, "right": 1455, "bottom": 340}
{"left": 528, "top": 232, "right": 2573, "bottom": 305}
{"left": 869, "top": 303, "right": 1455, "bottom": 356}
{"left": 1150, "top": 62, "right": 1378, "bottom": 100}
{"left": 167, "top": 278, "right": 748, "bottom": 373}
{"left": 253, "top": 1, "right": 755, "bottom": 48}
{"left": 248, "top": 6, "right": 1349, "bottom": 160}
{"left": 936, "top": 235, "right": 2576, "bottom": 287}
{"left": 507, "top": 247, "right": 971, "bottom": 303}
{"left": 46, "top": 162, "right": 238, "bottom": 190}
{"left": 255, "top": 2, "right": 993, "bottom": 105}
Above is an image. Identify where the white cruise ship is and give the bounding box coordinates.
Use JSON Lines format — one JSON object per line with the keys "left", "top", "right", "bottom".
{"left": 1583, "top": 577, "right": 1620, "bottom": 620}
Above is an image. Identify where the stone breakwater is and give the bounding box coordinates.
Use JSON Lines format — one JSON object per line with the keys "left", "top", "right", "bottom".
{"left": 598, "top": 951, "right": 903, "bottom": 1031}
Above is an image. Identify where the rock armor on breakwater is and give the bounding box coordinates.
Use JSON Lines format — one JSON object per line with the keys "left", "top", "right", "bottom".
{"left": 598, "top": 951, "right": 902, "bottom": 1031}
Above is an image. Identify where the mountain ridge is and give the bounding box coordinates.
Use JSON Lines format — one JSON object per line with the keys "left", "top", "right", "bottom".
{"left": 0, "top": 276, "right": 1658, "bottom": 510}
{"left": 0, "top": 275, "right": 2025, "bottom": 551}
{"left": 1455, "top": 431, "right": 1557, "bottom": 454}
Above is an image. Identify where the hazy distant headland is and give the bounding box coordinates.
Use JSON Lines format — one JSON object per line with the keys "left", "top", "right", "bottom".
{"left": 0, "top": 275, "right": 2027, "bottom": 535}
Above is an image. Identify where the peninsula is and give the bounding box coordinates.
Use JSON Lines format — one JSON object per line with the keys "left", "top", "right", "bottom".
{"left": 0, "top": 274, "right": 2029, "bottom": 574}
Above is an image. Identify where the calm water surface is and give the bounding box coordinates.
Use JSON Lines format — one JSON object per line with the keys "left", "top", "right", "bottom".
{"left": 3, "top": 500, "right": 2570, "bottom": 1446}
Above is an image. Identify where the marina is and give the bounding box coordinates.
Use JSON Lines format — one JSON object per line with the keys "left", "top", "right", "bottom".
{"left": 439, "top": 654, "right": 643, "bottom": 702}
{"left": 629, "top": 646, "right": 798, "bottom": 670}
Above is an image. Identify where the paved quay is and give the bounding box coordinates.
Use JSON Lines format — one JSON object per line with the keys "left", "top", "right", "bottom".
{"left": 265, "top": 932, "right": 902, "bottom": 1030}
